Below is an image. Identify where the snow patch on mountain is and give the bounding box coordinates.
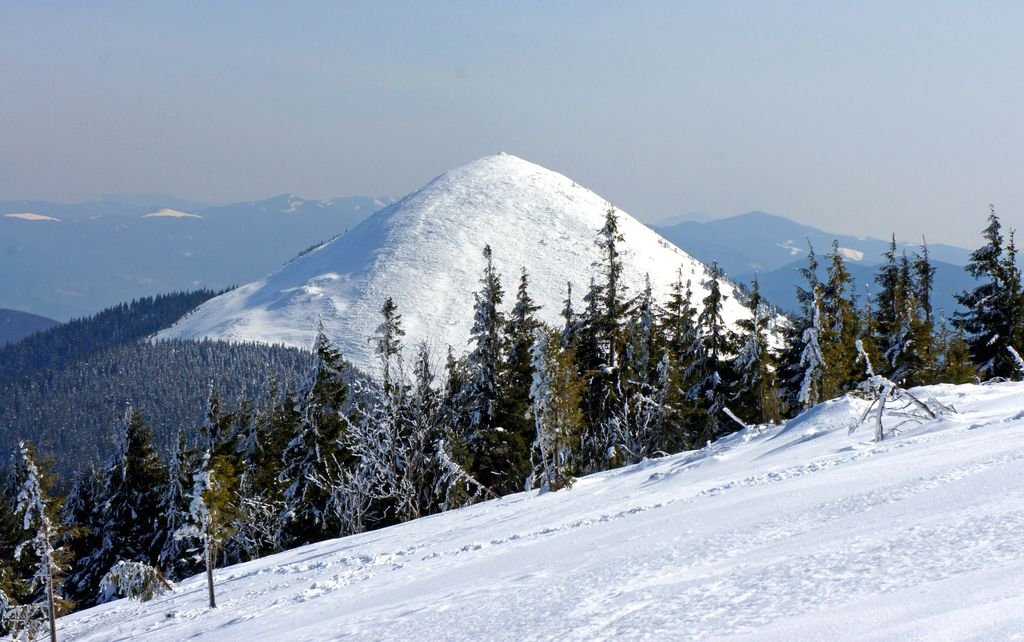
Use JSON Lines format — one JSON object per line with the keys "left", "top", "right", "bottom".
{"left": 143, "top": 208, "right": 203, "bottom": 219}
{"left": 4, "top": 212, "right": 60, "bottom": 222}
{"left": 159, "top": 154, "right": 752, "bottom": 373}
{"left": 838, "top": 247, "right": 864, "bottom": 261}
{"left": 60, "top": 381, "right": 1024, "bottom": 640}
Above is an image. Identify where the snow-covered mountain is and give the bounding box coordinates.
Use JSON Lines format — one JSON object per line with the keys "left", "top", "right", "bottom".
{"left": 61, "top": 381, "right": 1024, "bottom": 640}
{"left": 159, "top": 154, "right": 752, "bottom": 373}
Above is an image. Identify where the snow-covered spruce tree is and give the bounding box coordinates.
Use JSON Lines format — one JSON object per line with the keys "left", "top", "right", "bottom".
{"left": 657, "top": 269, "right": 701, "bottom": 450}
{"left": 797, "top": 285, "right": 826, "bottom": 411}
{"left": 219, "top": 395, "right": 281, "bottom": 565}
{"left": 528, "top": 326, "right": 585, "bottom": 490}
{"left": 687, "top": 261, "right": 737, "bottom": 444}
{"left": 175, "top": 451, "right": 238, "bottom": 609}
{"left": 820, "top": 241, "right": 862, "bottom": 397}
{"left": 0, "top": 463, "right": 36, "bottom": 640}
{"left": 955, "top": 208, "right": 1024, "bottom": 379}
{"left": 403, "top": 343, "right": 451, "bottom": 517}
{"left": 277, "top": 324, "right": 353, "bottom": 547}
{"left": 462, "top": 245, "right": 514, "bottom": 493}
{"left": 594, "top": 207, "right": 627, "bottom": 370}
{"left": 495, "top": 268, "right": 542, "bottom": 492}
{"left": 341, "top": 296, "right": 414, "bottom": 530}
{"left": 560, "top": 281, "right": 577, "bottom": 348}
{"left": 872, "top": 236, "right": 935, "bottom": 385}
{"left": 614, "top": 274, "right": 667, "bottom": 462}
{"left": 732, "top": 277, "right": 781, "bottom": 425}
{"left": 576, "top": 208, "right": 631, "bottom": 471}
{"left": 60, "top": 466, "right": 104, "bottom": 606}
{"left": 77, "top": 408, "right": 167, "bottom": 608}
{"left": 97, "top": 561, "right": 172, "bottom": 603}
{"left": 11, "top": 442, "right": 69, "bottom": 642}
{"left": 872, "top": 235, "right": 902, "bottom": 367}
{"left": 779, "top": 241, "right": 822, "bottom": 415}
{"left": 157, "top": 430, "right": 202, "bottom": 582}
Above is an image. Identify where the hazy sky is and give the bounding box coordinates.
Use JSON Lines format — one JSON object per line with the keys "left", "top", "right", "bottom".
{"left": 2, "top": 1, "right": 1021, "bottom": 246}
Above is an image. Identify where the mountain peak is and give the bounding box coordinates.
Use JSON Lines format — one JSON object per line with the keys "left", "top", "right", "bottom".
{"left": 160, "top": 156, "right": 753, "bottom": 372}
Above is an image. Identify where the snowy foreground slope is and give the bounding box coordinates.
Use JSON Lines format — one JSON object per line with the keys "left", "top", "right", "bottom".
{"left": 158, "top": 154, "right": 751, "bottom": 373}
{"left": 63, "top": 383, "right": 1024, "bottom": 641}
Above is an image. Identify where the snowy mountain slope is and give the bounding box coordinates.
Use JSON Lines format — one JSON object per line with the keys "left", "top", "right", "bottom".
{"left": 159, "top": 154, "right": 751, "bottom": 373}
{"left": 61, "top": 381, "right": 1024, "bottom": 640}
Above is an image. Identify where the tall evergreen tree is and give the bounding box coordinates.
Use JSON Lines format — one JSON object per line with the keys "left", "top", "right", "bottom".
{"left": 495, "top": 268, "right": 542, "bottom": 492}
{"left": 462, "top": 245, "right": 512, "bottom": 492}
{"left": 528, "top": 327, "right": 585, "bottom": 490}
{"left": 657, "top": 269, "right": 700, "bottom": 449}
{"left": 277, "top": 325, "right": 352, "bottom": 547}
{"left": 12, "top": 442, "right": 69, "bottom": 641}
{"left": 954, "top": 207, "right": 1024, "bottom": 378}
{"left": 820, "top": 241, "right": 861, "bottom": 396}
{"left": 158, "top": 430, "right": 202, "bottom": 581}
{"left": 732, "top": 277, "right": 781, "bottom": 425}
{"left": 175, "top": 451, "right": 238, "bottom": 609}
{"left": 779, "top": 241, "right": 822, "bottom": 414}
{"left": 687, "top": 262, "right": 737, "bottom": 443}
{"left": 797, "top": 286, "right": 826, "bottom": 410}
{"left": 79, "top": 409, "right": 167, "bottom": 607}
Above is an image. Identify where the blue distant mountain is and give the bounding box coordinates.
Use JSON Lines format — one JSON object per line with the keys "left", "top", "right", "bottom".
{"left": 0, "top": 194, "right": 391, "bottom": 320}
{"left": 654, "top": 211, "right": 976, "bottom": 317}
{"left": 0, "top": 308, "right": 59, "bottom": 346}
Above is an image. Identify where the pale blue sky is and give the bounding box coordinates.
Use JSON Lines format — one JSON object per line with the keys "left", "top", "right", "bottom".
{"left": 1, "top": 1, "right": 1021, "bottom": 245}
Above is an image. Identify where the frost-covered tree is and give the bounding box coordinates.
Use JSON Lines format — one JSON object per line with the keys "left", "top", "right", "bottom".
{"left": 495, "top": 268, "right": 542, "bottom": 491}
{"left": 97, "top": 561, "right": 172, "bottom": 603}
{"left": 955, "top": 207, "right": 1024, "bottom": 378}
{"left": 613, "top": 275, "right": 669, "bottom": 461}
{"left": 779, "top": 241, "right": 822, "bottom": 414}
{"left": 687, "top": 261, "right": 736, "bottom": 442}
{"left": 158, "top": 430, "right": 202, "bottom": 581}
{"left": 278, "top": 325, "right": 353, "bottom": 547}
{"left": 77, "top": 409, "right": 167, "bottom": 607}
{"left": 60, "top": 467, "right": 104, "bottom": 606}
{"left": 797, "top": 286, "right": 826, "bottom": 410}
{"left": 11, "top": 442, "right": 68, "bottom": 641}
{"left": 820, "top": 241, "right": 861, "bottom": 396}
{"left": 462, "top": 245, "right": 514, "bottom": 492}
{"left": 528, "top": 327, "right": 585, "bottom": 490}
{"left": 175, "top": 451, "right": 237, "bottom": 609}
{"left": 657, "top": 269, "right": 701, "bottom": 449}
{"left": 732, "top": 277, "right": 781, "bottom": 425}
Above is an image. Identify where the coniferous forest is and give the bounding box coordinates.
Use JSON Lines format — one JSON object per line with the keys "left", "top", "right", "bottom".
{"left": 3, "top": 206, "right": 1022, "bottom": 636}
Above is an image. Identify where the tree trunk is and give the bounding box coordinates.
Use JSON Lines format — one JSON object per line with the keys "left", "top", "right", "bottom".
{"left": 47, "top": 564, "right": 57, "bottom": 642}
{"left": 206, "top": 543, "right": 217, "bottom": 609}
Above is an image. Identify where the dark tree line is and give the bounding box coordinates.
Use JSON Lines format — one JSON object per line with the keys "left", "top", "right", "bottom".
{"left": 0, "top": 290, "right": 225, "bottom": 384}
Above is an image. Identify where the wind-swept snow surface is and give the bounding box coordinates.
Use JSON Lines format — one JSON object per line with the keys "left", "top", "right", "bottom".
{"left": 158, "top": 154, "right": 749, "bottom": 373}
{"left": 63, "top": 382, "right": 1024, "bottom": 640}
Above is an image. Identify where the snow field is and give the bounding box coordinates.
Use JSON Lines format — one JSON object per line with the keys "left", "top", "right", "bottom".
{"left": 61, "top": 382, "right": 1024, "bottom": 640}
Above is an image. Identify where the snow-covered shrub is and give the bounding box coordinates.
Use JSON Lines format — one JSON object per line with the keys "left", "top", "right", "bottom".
{"left": 98, "top": 561, "right": 174, "bottom": 603}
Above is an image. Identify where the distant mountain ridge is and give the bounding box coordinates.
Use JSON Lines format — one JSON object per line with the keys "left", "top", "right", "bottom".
{"left": 654, "top": 211, "right": 972, "bottom": 275}
{"left": 654, "top": 211, "right": 976, "bottom": 315}
{"left": 0, "top": 194, "right": 392, "bottom": 320}
{"left": 0, "top": 308, "right": 58, "bottom": 346}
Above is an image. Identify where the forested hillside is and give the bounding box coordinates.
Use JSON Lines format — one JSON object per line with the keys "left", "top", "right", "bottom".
{"left": 0, "top": 339, "right": 312, "bottom": 477}
{"left": 0, "top": 290, "right": 222, "bottom": 384}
